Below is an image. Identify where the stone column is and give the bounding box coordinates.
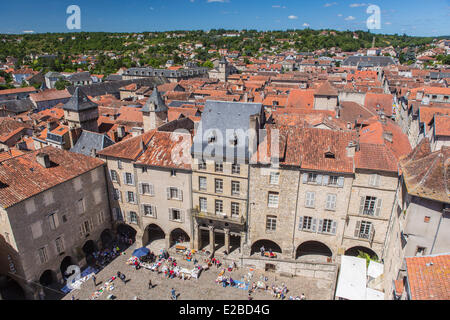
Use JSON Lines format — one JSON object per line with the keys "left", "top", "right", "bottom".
{"left": 224, "top": 229, "right": 230, "bottom": 254}
{"left": 165, "top": 234, "right": 171, "bottom": 250}
{"left": 209, "top": 226, "right": 215, "bottom": 253}
{"left": 240, "top": 232, "right": 246, "bottom": 257}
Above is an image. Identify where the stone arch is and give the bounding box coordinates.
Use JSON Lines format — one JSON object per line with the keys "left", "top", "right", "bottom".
{"left": 117, "top": 223, "right": 137, "bottom": 243}
{"left": 251, "top": 239, "right": 282, "bottom": 256}
{"left": 296, "top": 241, "right": 333, "bottom": 262}
{"left": 100, "top": 229, "right": 114, "bottom": 249}
{"left": 142, "top": 224, "right": 166, "bottom": 247}
{"left": 344, "top": 246, "right": 379, "bottom": 260}
{"left": 60, "top": 256, "right": 76, "bottom": 278}
{"left": 169, "top": 228, "right": 190, "bottom": 247}
{"left": 39, "top": 269, "right": 57, "bottom": 286}
{"left": 0, "top": 275, "right": 26, "bottom": 300}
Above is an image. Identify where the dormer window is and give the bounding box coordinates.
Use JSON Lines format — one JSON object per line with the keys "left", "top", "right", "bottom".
{"left": 230, "top": 134, "right": 238, "bottom": 146}
{"left": 325, "top": 152, "right": 335, "bottom": 159}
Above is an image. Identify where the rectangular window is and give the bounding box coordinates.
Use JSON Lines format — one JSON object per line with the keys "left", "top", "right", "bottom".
{"left": 171, "top": 170, "right": 177, "bottom": 177}
{"left": 215, "top": 200, "right": 223, "bottom": 214}
{"left": 117, "top": 160, "right": 122, "bottom": 169}
{"left": 129, "top": 211, "right": 138, "bottom": 224}
{"left": 215, "top": 162, "right": 223, "bottom": 172}
{"left": 98, "top": 211, "right": 105, "bottom": 225}
{"left": 231, "top": 202, "right": 240, "bottom": 216}
{"left": 363, "top": 196, "right": 377, "bottom": 216}
{"left": 231, "top": 181, "right": 240, "bottom": 196}
{"left": 110, "top": 170, "right": 118, "bottom": 182}
{"left": 305, "top": 192, "right": 315, "bottom": 208}
{"left": 307, "top": 173, "right": 317, "bottom": 183}
{"left": 199, "top": 198, "right": 207, "bottom": 212}
{"left": 170, "top": 188, "right": 179, "bottom": 199}
{"left": 199, "top": 177, "right": 207, "bottom": 191}
{"left": 55, "top": 237, "right": 64, "bottom": 254}
{"left": 369, "top": 174, "right": 381, "bottom": 187}
{"left": 48, "top": 213, "right": 58, "bottom": 230}
{"left": 113, "top": 189, "right": 121, "bottom": 201}
{"left": 266, "top": 216, "right": 277, "bottom": 231}
{"left": 127, "top": 191, "right": 135, "bottom": 203}
{"left": 143, "top": 205, "right": 156, "bottom": 217}
{"left": 416, "top": 246, "right": 426, "bottom": 256}
{"left": 328, "top": 176, "right": 339, "bottom": 186}
{"left": 268, "top": 192, "right": 279, "bottom": 208}
{"left": 321, "top": 219, "right": 333, "bottom": 233}
{"left": 215, "top": 179, "right": 223, "bottom": 193}
{"left": 198, "top": 160, "right": 206, "bottom": 170}
{"left": 125, "top": 173, "right": 133, "bottom": 185}
{"left": 325, "top": 194, "right": 337, "bottom": 211}
{"left": 142, "top": 167, "right": 147, "bottom": 173}
{"left": 76, "top": 199, "right": 85, "bottom": 214}
{"left": 38, "top": 247, "right": 48, "bottom": 264}
{"left": 359, "top": 221, "right": 372, "bottom": 239}
{"left": 302, "top": 216, "right": 313, "bottom": 231}
{"left": 232, "top": 163, "right": 241, "bottom": 174}
{"left": 141, "top": 183, "right": 154, "bottom": 195}
{"left": 270, "top": 172, "right": 280, "bottom": 185}
{"left": 170, "top": 209, "right": 182, "bottom": 222}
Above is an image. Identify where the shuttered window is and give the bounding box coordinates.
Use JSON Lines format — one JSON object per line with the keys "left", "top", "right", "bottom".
{"left": 266, "top": 216, "right": 277, "bottom": 231}
{"left": 305, "top": 192, "right": 315, "bottom": 208}
{"left": 325, "top": 194, "right": 337, "bottom": 211}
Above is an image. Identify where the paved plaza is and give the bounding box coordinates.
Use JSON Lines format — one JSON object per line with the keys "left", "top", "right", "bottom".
{"left": 62, "top": 244, "right": 335, "bottom": 301}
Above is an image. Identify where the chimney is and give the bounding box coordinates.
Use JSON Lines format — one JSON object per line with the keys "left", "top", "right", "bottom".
{"left": 346, "top": 141, "right": 358, "bottom": 157}
{"left": 36, "top": 153, "right": 51, "bottom": 168}
{"left": 248, "top": 114, "right": 259, "bottom": 157}
{"left": 383, "top": 131, "right": 393, "bottom": 143}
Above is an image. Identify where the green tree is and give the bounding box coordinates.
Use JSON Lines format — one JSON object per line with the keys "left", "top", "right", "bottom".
{"left": 55, "top": 79, "right": 71, "bottom": 90}
{"left": 357, "top": 251, "right": 379, "bottom": 268}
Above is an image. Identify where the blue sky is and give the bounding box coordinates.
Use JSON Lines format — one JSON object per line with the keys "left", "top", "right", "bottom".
{"left": 0, "top": 0, "right": 449, "bottom": 36}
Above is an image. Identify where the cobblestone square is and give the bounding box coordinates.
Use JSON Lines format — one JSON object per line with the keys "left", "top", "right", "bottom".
{"left": 62, "top": 245, "right": 334, "bottom": 301}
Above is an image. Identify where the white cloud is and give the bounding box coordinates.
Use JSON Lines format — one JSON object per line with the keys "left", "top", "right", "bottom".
{"left": 288, "top": 15, "right": 298, "bottom": 20}
{"left": 337, "top": 13, "right": 343, "bottom": 17}
{"left": 385, "top": 22, "right": 392, "bottom": 25}
{"left": 344, "top": 16, "right": 356, "bottom": 20}
{"left": 349, "top": 3, "right": 368, "bottom": 7}
{"left": 303, "top": 23, "right": 310, "bottom": 27}
{"left": 23, "top": 30, "right": 34, "bottom": 34}
{"left": 207, "top": 0, "right": 228, "bottom": 2}
{"left": 324, "top": 2, "right": 338, "bottom": 7}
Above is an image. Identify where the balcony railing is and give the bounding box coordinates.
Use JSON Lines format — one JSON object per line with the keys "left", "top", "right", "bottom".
{"left": 190, "top": 208, "right": 246, "bottom": 225}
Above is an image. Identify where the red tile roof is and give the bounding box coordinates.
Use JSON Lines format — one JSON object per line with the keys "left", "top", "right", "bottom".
{"left": 286, "top": 89, "right": 315, "bottom": 109}
{"left": 434, "top": 115, "right": 450, "bottom": 137}
{"left": 30, "top": 89, "right": 71, "bottom": 102}
{"left": 406, "top": 254, "right": 450, "bottom": 300}
{"left": 0, "top": 146, "right": 104, "bottom": 209}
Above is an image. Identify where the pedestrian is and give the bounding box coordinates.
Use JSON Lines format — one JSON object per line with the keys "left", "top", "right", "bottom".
{"left": 260, "top": 246, "right": 265, "bottom": 256}
{"left": 171, "top": 288, "right": 177, "bottom": 300}
{"left": 248, "top": 293, "right": 253, "bottom": 301}
{"left": 300, "top": 293, "right": 306, "bottom": 300}
{"left": 92, "top": 275, "right": 97, "bottom": 286}
{"left": 120, "top": 273, "right": 126, "bottom": 283}
{"left": 71, "top": 295, "right": 75, "bottom": 301}
{"left": 148, "top": 279, "right": 153, "bottom": 289}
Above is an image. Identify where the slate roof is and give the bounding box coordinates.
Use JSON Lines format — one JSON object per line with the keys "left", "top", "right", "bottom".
{"left": 0, "top": 146, "right": 104, "bottom": 209}
{"left": 342, "top": 56, "right": 396, "bottom": 67}
{"left": 0, "top": 99, "right": 34, "bottom": 114}
{"left": 192, "top": 100, "right": 263, "bottom": 161}
{"left": 66, "top": 77, "right": 166, "bottom": 98}
{"left": 141, "top": 87, "right": 168, "bottom": 113}
{"left": 70, "top": 130, "right": 115, "bottom": 157}
{"left": 405, "top": 253, "right": 450, "bottom": 300}
{"left": 63, "top": 87, "right": 98, "bottom": 112}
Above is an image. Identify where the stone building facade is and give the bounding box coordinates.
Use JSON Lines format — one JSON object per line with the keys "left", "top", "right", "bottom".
{"left": 0, "top": 147, "right": 112, "bottom": 300}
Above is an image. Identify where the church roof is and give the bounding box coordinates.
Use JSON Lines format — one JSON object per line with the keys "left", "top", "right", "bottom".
{"left": 141, "top": 87, "right": 168, "bottom": 113}
{"left": 63, "top": 87, "right": 98, "bottom": 112}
